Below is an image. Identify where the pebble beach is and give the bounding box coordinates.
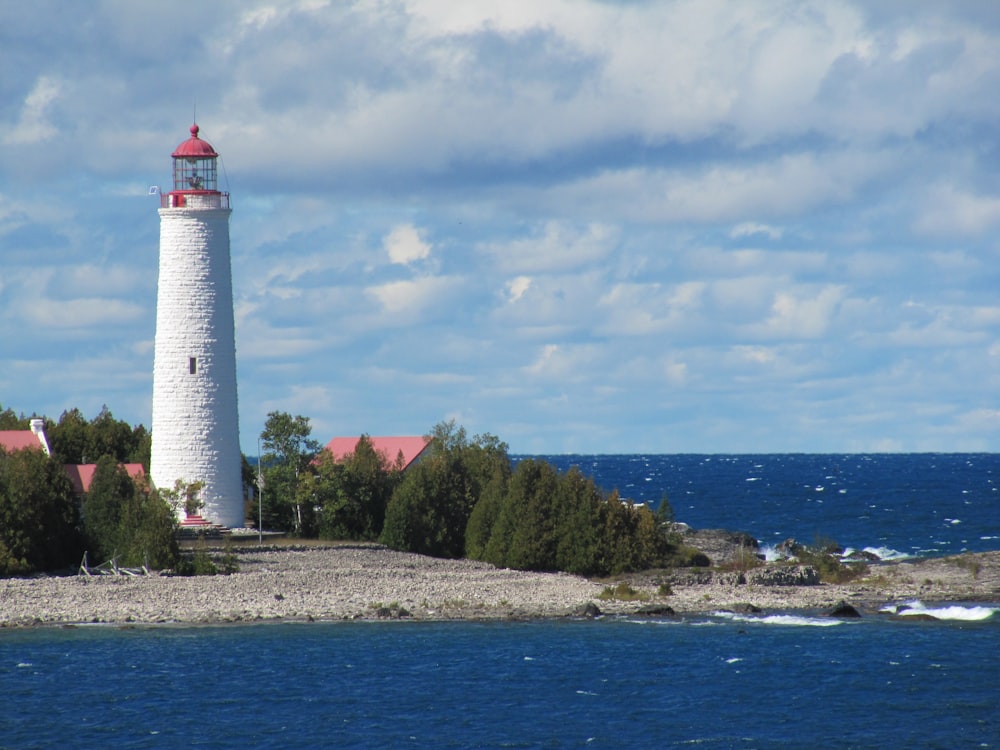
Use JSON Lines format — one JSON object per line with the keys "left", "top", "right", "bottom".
{"left": 2, "top": 544, "right": 999, "bottom": 628}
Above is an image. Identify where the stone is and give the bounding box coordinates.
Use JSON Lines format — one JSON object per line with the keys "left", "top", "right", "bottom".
{"left": 634, "top": 604, "right": 676, "bottom": 617}
{"left": 828, "top": 600, "right": 862, "bottom": 618}
{"left": 574, "top": 602, "right": 602, "bottom": 618}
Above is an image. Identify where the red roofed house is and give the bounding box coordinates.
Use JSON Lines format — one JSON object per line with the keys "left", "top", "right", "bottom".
{"left": 0, "top": 419, "right": 145, "bottom": 495}
{"left": 63, "top": 463, "right": 147, "bottom": 496}
{"left": 0, "top": 419, "right": 52, "bottom": 454}
{"left": 323, "top": 436, "right": 431, "bottom": 471}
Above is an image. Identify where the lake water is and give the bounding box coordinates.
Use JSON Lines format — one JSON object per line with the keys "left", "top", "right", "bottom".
{"left": 2, "top": 454, "right": 998, "bottom": 748}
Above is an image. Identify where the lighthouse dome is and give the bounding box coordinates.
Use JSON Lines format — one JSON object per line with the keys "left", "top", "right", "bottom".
{"left": 172, "top": 123, "right": 218, "bottom": 158}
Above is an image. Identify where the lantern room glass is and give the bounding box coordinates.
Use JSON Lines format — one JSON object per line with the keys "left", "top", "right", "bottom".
{"left": 173, "top": 155, "right": 218, "bottom": 192}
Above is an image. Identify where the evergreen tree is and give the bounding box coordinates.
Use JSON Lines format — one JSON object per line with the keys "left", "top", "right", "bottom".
{"left": 381, "top": 422, "right": 510, "bottom": 558}
{"left": 82, "top": 456, "right": 132, "bottom": 563}
{"left": 314, "top": 436, "right": 402, "bottom": 541}
{"left": 0, "top": 447, "right": 81, "bottom": 575}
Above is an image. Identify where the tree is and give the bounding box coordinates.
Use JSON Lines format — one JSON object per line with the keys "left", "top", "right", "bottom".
{"left": 82, "top": 456, "right": 132, "bottom": 563}
{"left": 0, "top": 447, "right": 81, "bottom": 575}
{"left": 314, "top": 436, "right": 403, "bottom": 541}
{"left": 381, "top": 421, "right": 510, "bottom": 558}
{"left": 0, "top": 404, "right": 28, "bottom": 430}
{"left": 120, "top": 486, "right": 178, "bottom": 570}
{"left": 47, "top": 407, "right": 148, "bottom": 466}
{"left": 47, "top": 409, "right": 89, "bottom": 464}
{"left": 259, "top": 411, "right": 321, "bottom": 534}
{"left": 81, "top": 457, "right": 178, "bottom": 570}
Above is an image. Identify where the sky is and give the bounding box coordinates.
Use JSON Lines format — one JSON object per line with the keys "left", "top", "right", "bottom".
{"left": 2, "top": 0, "right": 999, "bottom": 454}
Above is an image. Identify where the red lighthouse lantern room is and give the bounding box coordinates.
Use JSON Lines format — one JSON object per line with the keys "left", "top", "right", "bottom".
{"left": 164, "top": 123, "right": 228, "bottom": 208}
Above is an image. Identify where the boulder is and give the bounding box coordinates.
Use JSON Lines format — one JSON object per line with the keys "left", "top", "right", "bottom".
{"left": 574, "top": 602, "right": 603, "bottom": 618}
{"left": 827, "top": 600, "right": 862, "bottom": 618}
{"left": 634, "top": 604, "right": 676, "bottom": 617}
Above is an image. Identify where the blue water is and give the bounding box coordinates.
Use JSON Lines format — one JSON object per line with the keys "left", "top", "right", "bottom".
{"left": 2, "top": 618, "right": 998, "bottom": 748}
{"left": 2, "top": 454, "right": 999, "bottom": 748}
{"left": 529, "top": 454, "right": 1000, "bottom": 557}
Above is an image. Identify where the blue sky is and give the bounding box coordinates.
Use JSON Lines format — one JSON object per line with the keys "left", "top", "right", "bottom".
{"left": 2, "top": 1, "right": 999, "bottom": 454}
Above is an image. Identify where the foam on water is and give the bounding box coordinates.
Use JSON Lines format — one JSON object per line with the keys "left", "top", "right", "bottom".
{"left": 712, "top": 611, "right": 844, "bottom": 627}
{"left": 880, "top": 600, "right": 998, "bottom": 621}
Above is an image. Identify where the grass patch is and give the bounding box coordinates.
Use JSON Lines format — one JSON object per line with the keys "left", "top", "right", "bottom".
{"left": 597, "top": 583, "right": 650, "bottom": 602}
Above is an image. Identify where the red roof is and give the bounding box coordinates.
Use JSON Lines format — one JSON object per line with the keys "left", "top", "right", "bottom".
{"left": 172, "top": 123, "right": 218, "bottom": 158}
{"left": 324, "top": 436, "right": 430, "bottom": 470}
{"left": 0, "top": 430, "right": 44, "bottom": 452}
{"left": 63, "top": 463, "right": 146, "bottom": 496}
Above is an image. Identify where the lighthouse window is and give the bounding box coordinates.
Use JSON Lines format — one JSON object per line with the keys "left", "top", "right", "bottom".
{"left": 189, "top": 357, "right": 197, "bottom": 375}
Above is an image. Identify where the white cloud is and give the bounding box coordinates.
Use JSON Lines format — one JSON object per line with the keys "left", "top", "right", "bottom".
{"left": 367, "top": 275, "right": 462, "bottom": 318}
{"left": 3, "top": 76, "right": 60, "bottom": 146}
{"left": 506, "top": 276, "right": 532, "bottom": 302}
{"left": 481, "top": 222, "right": 616, "bottom": 274}
{"left": 914, "top": 184, "right": 1000, "bottom": 236}
{"left": 730, "top": 222, "right": 783, "bottom": 240}
{"left": 2, "top": 1, "right": 1000, "bottom": 452}
{"left": 383, "top": 224, "right": 431, "bottom": 265}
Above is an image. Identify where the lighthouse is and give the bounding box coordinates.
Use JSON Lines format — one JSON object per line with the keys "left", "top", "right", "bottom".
{"left": 151, "top": 123, "right": 244, "bottom": 528}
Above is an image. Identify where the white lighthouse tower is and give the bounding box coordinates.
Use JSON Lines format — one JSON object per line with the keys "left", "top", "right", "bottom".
{"left": 151, "top": 123, "right": 244, "bottom": 528}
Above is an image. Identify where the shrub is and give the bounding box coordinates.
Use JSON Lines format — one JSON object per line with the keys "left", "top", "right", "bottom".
{"left": 597, "top": 582, "right": 650, "bottom": 602}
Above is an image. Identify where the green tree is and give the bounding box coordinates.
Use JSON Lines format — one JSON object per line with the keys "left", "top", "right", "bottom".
{"left": 314, "top": 436, "right": 403, "bottom": 541}
{"left": 259, "top": 411, "right": 321, "bottom": 535}
{"left": 120, "top": 486, "right": 178, "bottom": 570}
{"left": 381, "top": 422, "right": 510, "bottom": 558}
{"left": 0, "top": 404, "right": 28, "bottom": 430}
{"left": 82, "top": 456, "right": 132, "bottom": 563}
{"left": 0, "top": 447, "right": 81, "bottom": 575}
{"left": 47, "top": 407, "right": 147, "bottom": 466}
{"left": 87, "top": 405, "right": 138, "bottom": 463}
{"left": 82, "top": 457, "right": 178, "bottom": 570}
{"left": 47, "top": 408, "right": 89, "bottom": 464}
{"left": 482, "top": 458, "right": 559, "bottom": 571}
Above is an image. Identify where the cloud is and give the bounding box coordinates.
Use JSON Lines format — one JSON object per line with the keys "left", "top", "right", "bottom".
{"left": 383, "top": 224, "right": 432, "bottom": 265}
{"left": 3, "top": 1, "right": 1000, "bottom": 452}
{"left": 367, "top": 275, "right": 464, "bottom": 318}
{"left": 480, "top": 222, "right": 616, "bottom": 274}
{"left": 914, "top": 184, "right": 1000, "bottom": 236}
{"left": 730, "top": 222, "right": 783, "bottom": 240}
{"left": 2, "top": 76, "right": 60, "bottom": 146}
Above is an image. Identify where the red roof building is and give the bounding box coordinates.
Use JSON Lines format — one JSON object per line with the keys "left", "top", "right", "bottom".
{"left": 1, "top": 423, "right": 145, "bottom": 495}
{"left": 63, "top": 463, "right": 147, "bottom": 496}
{"left": 0, "top": 430, "right": 46, "bottom": 452}
{"left": 323, "top": 436, "right": 431, "bottom": 471}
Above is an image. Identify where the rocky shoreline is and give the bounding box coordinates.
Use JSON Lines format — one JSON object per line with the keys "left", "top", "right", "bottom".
{"left": 2, "top": 542, "right": 999, "bottom": 628}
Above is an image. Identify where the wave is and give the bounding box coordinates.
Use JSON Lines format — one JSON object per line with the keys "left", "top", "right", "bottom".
{"left": 879, "top": 600, "right": 998, "bottom": 621}
{"left": 758, "top": 543, "right": 912, "bottom": 563}
{"left": 841, "top": 546, "right": 913, "bottom": 561}
{"left": 712, "top": 611, "right": 843, "bottom": 627}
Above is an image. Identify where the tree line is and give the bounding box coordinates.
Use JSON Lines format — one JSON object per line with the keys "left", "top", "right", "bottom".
{"left": 1, "top": 404, "right": 172, "bottom": 575}
{"left": 259, "top": 414, "right": 692, "bottom": 577}
{"left": 2, "top": 403, "right": 694, "bottom": 578}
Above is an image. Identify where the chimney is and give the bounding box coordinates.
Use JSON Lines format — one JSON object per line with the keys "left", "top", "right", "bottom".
{"left": 29, "top": 418, "right": 51, "bottom": 456}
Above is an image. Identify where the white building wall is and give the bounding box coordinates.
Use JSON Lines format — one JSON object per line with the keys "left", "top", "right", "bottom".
{"left": 151, "top": 205, "right": 244, "bottom": 528}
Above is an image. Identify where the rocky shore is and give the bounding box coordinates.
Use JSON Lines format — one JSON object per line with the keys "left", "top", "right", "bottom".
{"left": 2, "top": 541, "right": 999, "bottom": 628}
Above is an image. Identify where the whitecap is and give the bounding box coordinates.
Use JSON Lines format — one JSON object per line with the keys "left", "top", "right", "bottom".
{"left": 16, "top": 662, "right": 32, "bottom": 668}
{"left": 882, "top": 600, "right": 998, "bottom": 621}
{"left": 725, "top": 658, "right": 743, "bottom": 664}
{"left": 862, "top": 546, "right": 911, "bottom": 561}
{"left": 713, "top": 611, "right": 842, "bottom": 627}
